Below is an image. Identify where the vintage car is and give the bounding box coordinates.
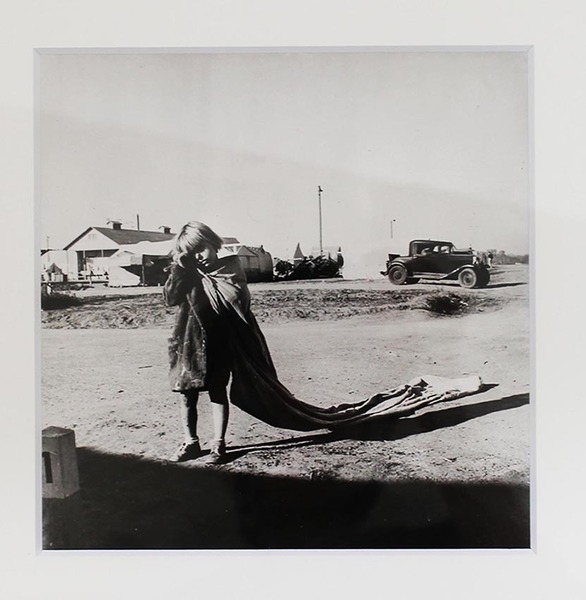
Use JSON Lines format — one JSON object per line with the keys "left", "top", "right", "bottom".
{"left": 382, "top": 239, "right": 490, "bottom": 289}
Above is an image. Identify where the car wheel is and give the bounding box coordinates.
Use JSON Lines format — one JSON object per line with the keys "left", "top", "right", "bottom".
{"left": 388, "top": 264, "right": 408, "bottom": 285}
{"left": 458, "top": 268, "right": 478, "bottom": 289}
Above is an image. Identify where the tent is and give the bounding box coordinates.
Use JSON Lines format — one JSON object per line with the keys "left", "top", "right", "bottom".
{"left": 108, "top": 240, "right": 174, "bottom": 287}
{"left": 44, "top": 262, "right": 67, "bottom": 282}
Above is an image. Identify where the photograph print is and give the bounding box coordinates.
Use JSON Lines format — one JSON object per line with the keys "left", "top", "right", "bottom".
{"left": 38, "top": 48, "right": 531, "bottom": 550}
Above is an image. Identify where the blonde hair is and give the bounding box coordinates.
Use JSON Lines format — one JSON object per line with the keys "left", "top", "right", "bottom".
{"left": 173, "top": 221, "right": 223, "bottom": 260}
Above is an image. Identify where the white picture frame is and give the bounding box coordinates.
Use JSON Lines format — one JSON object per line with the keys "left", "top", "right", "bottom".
{"left": 2, "top": 0, "right": 585, "bottom": 598}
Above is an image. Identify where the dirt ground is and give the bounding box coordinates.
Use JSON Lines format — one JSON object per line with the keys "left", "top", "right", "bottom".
{"left": 41, "top": 266, "right": 530, "bottom": 549}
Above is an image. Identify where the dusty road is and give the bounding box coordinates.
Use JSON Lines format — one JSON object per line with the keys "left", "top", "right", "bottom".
{"left": 41, "top": 266, "right": 530, "bottom": 549}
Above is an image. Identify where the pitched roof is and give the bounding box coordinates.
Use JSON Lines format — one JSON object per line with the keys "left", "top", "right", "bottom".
{"left": 64, "top": 226, "right": 175, "bottom": 250}
{"left": 234, "top": 246, "right": 258, "bottom": 257}
{"left": 222, "top": 237, "right": 240, "bottom": 245}
{"left": 94, "top": 227, "right": 176, "bottom": 245}
{"left": 46, "top": 263, "right": 64, "bottom": 274}
{"left": 219, "top": 244, "right": 262, "bottom": 258}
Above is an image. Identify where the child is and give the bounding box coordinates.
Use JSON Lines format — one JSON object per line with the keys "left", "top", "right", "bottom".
{"left": 163, "top": 222, "right": 484, "bottom": 464}
{"left": 164, "top": 221, "right": 245, "bottom": 464}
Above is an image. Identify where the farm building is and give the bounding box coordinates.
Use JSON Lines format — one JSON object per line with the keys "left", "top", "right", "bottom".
{"left": 59, "top": 221, "right": 273, "bottom": 284}
{"left": 62, "top": 221, "right": 176, "bottom": 280}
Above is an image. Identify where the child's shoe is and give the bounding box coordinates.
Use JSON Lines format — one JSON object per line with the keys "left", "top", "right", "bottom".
{"left": 206, "top": 439, "right": 227, "bottom": 465}
{"left": 171, "top": 440, "right": 203, "bottom": 462}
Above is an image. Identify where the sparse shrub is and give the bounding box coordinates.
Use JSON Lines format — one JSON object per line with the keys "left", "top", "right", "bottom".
{"left": 41, "top": 291, "right": 83, "bottom": 310}
{"left": 423, "top": 292, "right": 468, "bottom": 315}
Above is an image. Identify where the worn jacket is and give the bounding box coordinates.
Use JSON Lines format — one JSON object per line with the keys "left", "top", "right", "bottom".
{"left": 163, "top": 255, "right": 248, "bottom": 391}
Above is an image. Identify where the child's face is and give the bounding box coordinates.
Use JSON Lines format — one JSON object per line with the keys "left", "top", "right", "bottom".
{"left": 192, "top": 244, "right": 218, "bottom": 270}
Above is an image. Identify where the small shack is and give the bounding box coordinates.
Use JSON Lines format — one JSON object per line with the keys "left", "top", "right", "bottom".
{"left": 44, "top": 263, "right": 67, "bottom": 283}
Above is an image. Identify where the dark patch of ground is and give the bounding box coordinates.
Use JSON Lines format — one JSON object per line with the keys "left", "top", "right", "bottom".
{"left": 44, "top": 447, "right": 529, "bottom": 550}
{"left": 41, "top": 287, "right": 503, "bottom": 329}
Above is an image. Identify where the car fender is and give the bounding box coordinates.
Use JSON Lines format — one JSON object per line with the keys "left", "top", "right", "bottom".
{"left": 437, "top": 263, "right": 478, "bottom": 280}
{"left": 383, "top": 257, "right": 411, "bottom": 275}
{"left": 390, "top": 258, "right": 414, "bottom": 274}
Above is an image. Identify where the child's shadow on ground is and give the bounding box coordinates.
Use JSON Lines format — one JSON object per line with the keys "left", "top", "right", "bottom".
{"left": 225, "top": 388, "right": 528, "bottom": 463}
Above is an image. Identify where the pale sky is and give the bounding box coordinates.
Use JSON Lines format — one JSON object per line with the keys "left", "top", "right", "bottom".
{"left": 38, "top": 49, "right": 529, "bottom": 277}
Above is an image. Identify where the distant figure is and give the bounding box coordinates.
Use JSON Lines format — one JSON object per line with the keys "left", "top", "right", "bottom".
{"left": 487, "top": 251, "right": 494, "bottom": 268}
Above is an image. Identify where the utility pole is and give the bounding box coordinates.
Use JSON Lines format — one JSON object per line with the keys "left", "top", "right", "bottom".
{"left": 318, "top": 185, "right": 323, "bottom": 255}
{"left": 390, "top": 219, "right": 396, "bottom": 240}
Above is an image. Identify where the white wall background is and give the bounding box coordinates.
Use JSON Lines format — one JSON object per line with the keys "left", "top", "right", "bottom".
{"left": 2, "top": 1, "right": 586, "bottom": 599}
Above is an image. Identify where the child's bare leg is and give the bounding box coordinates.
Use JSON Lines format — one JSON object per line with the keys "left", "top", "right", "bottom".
{"left": 180, "top": 389, "right": 200, "bottom": 443}
{"left": 209, "top": 386, "right": 229, "bottom": 441}
{"left": 208, "top": 386, "right": 229, "bottom": 463}
{"left": 172, "top": 390, "right": 203, "bottom": 462}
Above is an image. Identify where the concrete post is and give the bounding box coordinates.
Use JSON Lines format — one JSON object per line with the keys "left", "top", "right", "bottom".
{"left": 42, "top": 427, "right": 82, "bottom": 549}
{"left": 42, "top": 426, "right": 80, "bottom": 498}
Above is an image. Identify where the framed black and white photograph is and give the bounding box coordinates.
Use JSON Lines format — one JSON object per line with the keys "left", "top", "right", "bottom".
{"left": 37, "top": 46, "right": 531, "bottom": 552}
{"left": 2, "top": 1, "right": 586, "bottom": 599}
